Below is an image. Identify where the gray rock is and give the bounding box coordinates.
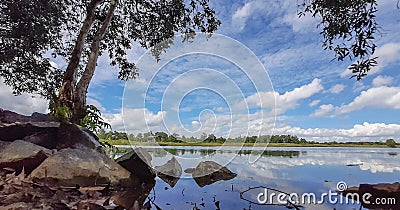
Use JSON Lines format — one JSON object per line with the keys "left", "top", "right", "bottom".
{"left": 184, "top": 168, "right": 195, "bottom": 174}
{"left": 56, "top": 123, "right": 104, "bottom": 153}
{"left": 0, "top": 140, "right": 52, "bottom": 174}
{"left": 192, "top": 161, "right": 237, "bottom": 187}
{"left": 30, "top": 146, "right": 133, "bottom": 187}
{"left": 116, "top": 147, "right": 155, "bottom": 184}
{"left": 155, "top": 157, "right": 182, "bottom": 188}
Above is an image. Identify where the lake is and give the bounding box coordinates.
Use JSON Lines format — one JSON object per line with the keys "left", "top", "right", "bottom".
{"left": 111, "top": 146, "right": 400, "bottom": 209}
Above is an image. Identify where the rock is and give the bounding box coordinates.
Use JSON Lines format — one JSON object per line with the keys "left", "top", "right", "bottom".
{"left": 154, "top": 157, "right": 182, "bottom": 188}
{"left": 116, "top": 148, "right": 155, "bottom": 184}
{"left": 184, "top": 168, "right": 195, "bottom": 174}
{"left": 111, "top": 182, "right": 155, "bottom": 209}
{"left": 192, "top": 161, "right": 237, "bottom": 187}
{"left": 0, "top": 122, "right": 59, "bottom": 147}
{"left": 56, "top": 123, "right": 104, "bottom": 153}
{"left": 343, "top": 182, "right": 400, "bottom": 209}
{"left": 30, "top": 146, "right": 133, "bottom": 187}
{"left": 0, "top": 140, "right": 52, "bottom": 174}
{"left": 23, "top": 131, "right": 58, "bottom": 149}
{"left": 0, "top": 110, "right": 50, "bottom": 123}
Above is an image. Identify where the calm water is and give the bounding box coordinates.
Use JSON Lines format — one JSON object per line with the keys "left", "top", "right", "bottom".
{"left": 111, "top": 146, "right": 400, "bottom": 210}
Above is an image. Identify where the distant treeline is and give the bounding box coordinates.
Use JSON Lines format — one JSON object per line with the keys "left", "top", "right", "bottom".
{"left": 97, "top": 130, "right": 307, "bottom": 144}
{"left": 97, "top": 130, "right": 398, "bottom": 146}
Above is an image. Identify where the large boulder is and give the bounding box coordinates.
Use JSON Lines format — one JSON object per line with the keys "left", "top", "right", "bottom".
{"left": 0, "top": 140, "right": 52, "bottom": 174}
{"left": 0, "top": 122, "right": 59, "bottom": 147}
{"left": 30, "top": 146, "right": 133, "bottom": 187}
{"left": 189, "top": 161, "right": 237, "bottom": 187}
{"left": 56, "top": 123, "right": 103, "bottom": 152}
{"left": 0, "top": 120, "right": 104, "bottom": 152}
{"left": 154, "top": 157, "right": 182, "bottom": 188}
{"left": 116, "top": 148, "right": 156, "bottom": 184}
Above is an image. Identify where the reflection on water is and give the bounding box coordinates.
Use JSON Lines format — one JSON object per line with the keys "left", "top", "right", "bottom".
{"left": 110, "top": 146, "right": 400, "bottom": 209}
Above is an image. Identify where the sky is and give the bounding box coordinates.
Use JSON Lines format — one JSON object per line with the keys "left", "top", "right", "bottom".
{"left": 1, "top": 0, "right": 400, "bottom": 142}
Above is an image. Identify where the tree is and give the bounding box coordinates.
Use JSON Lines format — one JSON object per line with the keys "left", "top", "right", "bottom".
{"left": 299, "top": 0, "right": 379, "bottom": 80}
{"left": 0, "top": 0, "right": 221, "bottom": 122}
{"left": 386, "top": 139, "right": 397, "bottom": 148}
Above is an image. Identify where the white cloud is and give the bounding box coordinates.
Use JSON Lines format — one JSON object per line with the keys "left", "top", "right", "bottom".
{"left": 276, "top": 78, "right": 323, "bottom": 113}
{"left": 275, "top": 122, "right": 400, "bottom": 142}
{"left": 104, "top": 108, "right": 167, "bottom": 134}
{"left": 237, "top": 78, "right": 323, "bottom": 115}
{"left": 311, "top": 104, "right": 334, "bottom": 117}
{"left": 0, "top": 80, "right": 49, "bottom": 115}
{"left": 309, "top": 100, "right": 320, "bottom": 107}
{"left": 312, "top": 86, "right": 400, "bottom": 117}
{"left": 341, "top": 42, "right": 400, "bottom": 77}
{"left": 336, "top": 86, "right": 400, "bottom": 114}
{"left": 372, "top": 75, "right": 393, "bottom": 87}
{"left": 232, "top": 2, "right": 252, "bottom": 20}
{"left": 282, "top": 12, "right": 318, "bottom": 33}
{"left": 352, "top": 81, "right": 368, "bottom": 93}
{"left": 191, "top": 120, "right": 200, "bottom": 127}
{"left": 371, "top": 42, "right": 400, "bottom": 74}
{"left": 231, "top": 2, "right": 254, "bottom": 31}
{"left": 87, "top": 97, "right": 107, "bottom": 112}
{"left": 231, "top": 0, "right": 289, "bottom": 32}
{"left": 329, "top": 84, "right": 345, "bottom": 94}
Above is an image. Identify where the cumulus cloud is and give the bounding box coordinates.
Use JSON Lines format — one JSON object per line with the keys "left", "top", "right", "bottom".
{"left": 337, "top": 86, "right": 400, "bottom": 114}
{"left": 372, "top": 75, "right": 393, "bottom": 87}
{"left": 236, "top": 78, "right": 323, "bottom": 115}
{"left": 103, "top": 108, "right": 167, "bottom": 134}
{"left": 312, "top": 86, "right": 400, "bottom": 117}
{"left": 372, "top": 42, "right": 400, "bottom": 74}
{"left": 310, "top": 104, "right": 334, "bottom": 117}
{"left": 275, "top": 122, "right": 400, "bottom": 142}
{"left": 0, "top": 80, "right": 49, "bottom": 115}
{"left": 328, "top": 84, "right": 345, "bottom": 94}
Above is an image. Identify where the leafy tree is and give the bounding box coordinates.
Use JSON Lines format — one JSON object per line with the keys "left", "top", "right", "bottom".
{"left": 0, "top": 0, "right": 221, "bottom": 122}
{"left": 299, "top": 0, "right": 379, "bottom": 80}
{"left": 135, "top": 133, "right": 143, "bottom": 141}
{"left": 386, "top": 139, "right": 397, "bottom": 148}
{"left": 155, "top": 131, "right": 168, "bottom": 142}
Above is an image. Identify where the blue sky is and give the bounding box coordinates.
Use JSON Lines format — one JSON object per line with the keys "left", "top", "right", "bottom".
{"left": 1, "top": 0, "right": 399, "bottom": 142}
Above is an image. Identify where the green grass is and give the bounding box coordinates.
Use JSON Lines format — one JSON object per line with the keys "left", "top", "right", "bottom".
{"left": 100, "top": 139, "right": 396, "bottom": 148}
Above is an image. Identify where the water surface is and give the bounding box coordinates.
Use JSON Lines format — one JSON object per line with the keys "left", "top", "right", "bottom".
{"left": 112, "top": 146, "right": 400, "bottom": 209}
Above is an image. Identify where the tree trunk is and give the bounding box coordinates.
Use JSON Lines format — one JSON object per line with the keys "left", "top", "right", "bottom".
{"left": 72, "top": 0, "right": 118, "bottom": 122}
{"left": 57, "top": 0, "right": 104, "bottom": 115}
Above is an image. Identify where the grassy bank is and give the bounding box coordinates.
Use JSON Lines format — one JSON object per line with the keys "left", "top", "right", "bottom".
{"left": 100, "top": 139, "right": 397, "bottom": 148}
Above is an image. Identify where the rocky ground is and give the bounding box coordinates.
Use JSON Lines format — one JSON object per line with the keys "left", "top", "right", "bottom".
{"left": 0, "top": 110, "right": 155, "bottom": 209}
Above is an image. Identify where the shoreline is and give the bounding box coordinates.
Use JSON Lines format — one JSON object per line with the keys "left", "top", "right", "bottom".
{"left": 100, "top": 140, "right": 398, "bottom": 148}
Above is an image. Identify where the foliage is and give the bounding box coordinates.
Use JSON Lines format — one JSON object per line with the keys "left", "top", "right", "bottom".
{"left": 298, "top": 0, "right": 379, "bottom": 80}
{"left": 98, "top": 130, "right": 128, "bottom": 140}
{"left": 52, "top": 106, "right": 72, "bottom": 123}
{"left": 0, "top": 0, "right": 66, "bottom": 99}
{"left": 0, "top": 0, "right": 221, "bottom": 100}
{"left": 78, "top": 105, "right": 111, "bottom": 133}
{"left": 386, "top": 139, "right": 397, "bottom": 148}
